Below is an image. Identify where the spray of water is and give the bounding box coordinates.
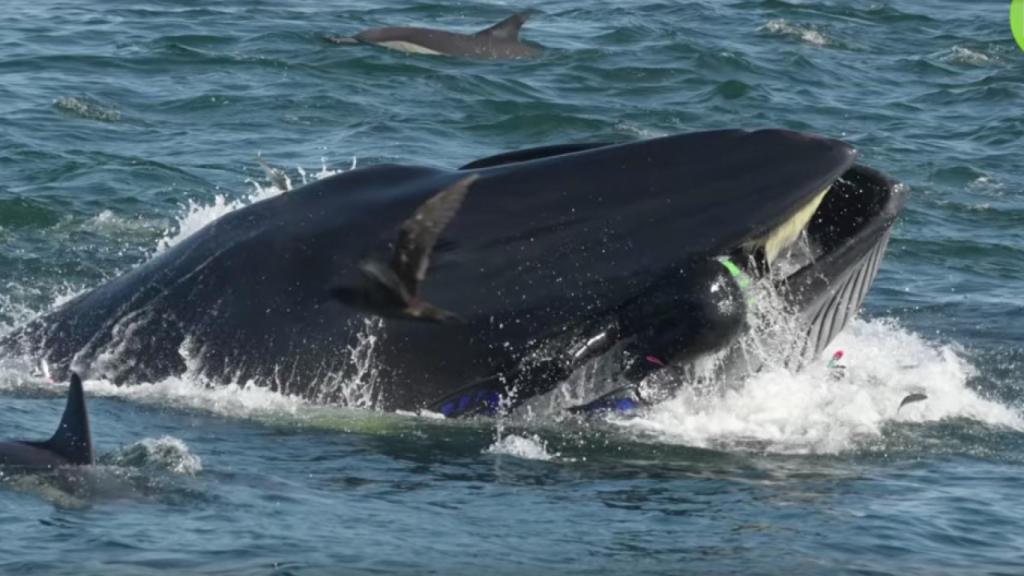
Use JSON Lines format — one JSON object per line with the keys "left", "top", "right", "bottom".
{"left": 610, "top": 317, "right": 1022, "bottom": 454}
{"left": 157, "top": 156, "right": 356, "bottom": 252}
{"left": 313, "top": 317, "right": 385, "bottom": 408}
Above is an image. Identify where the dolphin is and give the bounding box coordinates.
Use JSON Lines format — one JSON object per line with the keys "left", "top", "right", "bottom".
{"left": 0, "top": 373, "right": 93, "bottom": 469}
{"left": 3, "top": 129, "right": 908, "bottom": 417}
{"left": 326, "top": 13, "right": 541, "bottom": 59}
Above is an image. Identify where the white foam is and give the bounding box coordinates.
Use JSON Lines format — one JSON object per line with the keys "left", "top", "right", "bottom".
{"left": 106, "top": 436, "right": 203, "bottom": 475}
{"left": 87, "top": 209, "right": 164, "bottom": 236}
{"left": 54, "top": 96, "right": 122, "bottom": 122}
{"left": 613, "top": 122, "right": 665, "bottom": 139}
{"left": 157, "top": 156, "right": 357, "bottom": 252}
{"left": 610, "top": 318, "right": 1023, "bottom": 454}
{"left": 944, "top": 46, "right": 992, "bottom": 66}
{"left": 760, "top": 19, "right": 829, "bottom": 47}
{"left": 0, "top": 290, "right": 40, "bottom": 336}
{"left": 3, "top": 314, "right": 1018, "bottom": 458}
{"left": 79, "top": 374, "right": 307, "bottom": 420}
{"left": 486, "top": 433, "right": 556, "bottom": 461}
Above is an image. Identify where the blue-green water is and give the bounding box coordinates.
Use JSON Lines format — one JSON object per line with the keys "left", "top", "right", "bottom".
{"left": 2, "top": 1, "right": 1023, "bottom": 574}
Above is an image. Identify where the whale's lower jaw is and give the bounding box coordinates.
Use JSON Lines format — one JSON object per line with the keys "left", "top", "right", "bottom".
{"left": 784, "top": 164, "right": 908, "bottom": 361}
{"left": 700, "top": 165, "right": 905, "bottom": 383}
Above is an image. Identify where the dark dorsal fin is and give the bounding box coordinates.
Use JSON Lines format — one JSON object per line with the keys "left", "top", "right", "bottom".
{"left": 38, "top": 373, "right": 93, "bottom": 465}
{"left": 475, "top": 12, "right": 530, "bottom": 41}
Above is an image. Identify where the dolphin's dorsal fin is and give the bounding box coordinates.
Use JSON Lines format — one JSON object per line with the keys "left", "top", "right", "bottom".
{"left": 475, "top": 13, "right": 529, "bottom": 40}
{"left": 36, "top": 373, "right": 93, "bottom": 465}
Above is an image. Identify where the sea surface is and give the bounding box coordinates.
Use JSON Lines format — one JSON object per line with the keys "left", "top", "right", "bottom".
{"left": 1, "top": 1, "right": 1022, "bottom": 574}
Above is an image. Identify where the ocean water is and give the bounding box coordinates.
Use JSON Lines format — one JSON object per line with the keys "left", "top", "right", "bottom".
{"left": 1, "top": 1, "right": 1022, "bottom": 574}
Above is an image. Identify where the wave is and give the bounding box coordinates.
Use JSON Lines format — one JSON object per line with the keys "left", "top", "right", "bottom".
{"left": 486, "top": 434, "right": 559, "bottom": 461}
{"left": 759, "top": 19, "right": 830, "bottom": 47}
{"left": 100, "top": 436, "right": 202, "bottom": 476}
{"left": 942, "top": 46, "right": 994, "bottom": 67}
{"left": 53, "top": 96, "right": 122, "bottom": 122}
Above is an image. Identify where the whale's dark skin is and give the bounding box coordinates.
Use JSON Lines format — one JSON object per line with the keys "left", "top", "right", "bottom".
{"left": 327, "top": 13, "right": 541, "bottom": 59}
{"left": 4, "top": 129, "right": 904, "bottom": 414}
{"left": 0, "top": 374, "right": 93, "bottom": 469}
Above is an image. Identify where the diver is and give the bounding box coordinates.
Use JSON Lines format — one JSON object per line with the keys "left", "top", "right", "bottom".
{"left": 432, "top": 255, "right": 755, "bottom": 418}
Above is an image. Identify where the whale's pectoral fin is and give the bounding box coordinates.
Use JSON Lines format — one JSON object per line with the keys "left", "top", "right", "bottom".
{"left": 566, "top": 386, "right": 642, "bottom": 416}
{"left": 359, "top": 258, "right": 411, "bottom": 304}
{"left": 475, "top": 12, "right": 530, "bottom": 41}
{"left": 392, "top": 174, "right": 477, "bottom": 298}
{"left": 345, "top": 174, "right": 477, "bottom": 323}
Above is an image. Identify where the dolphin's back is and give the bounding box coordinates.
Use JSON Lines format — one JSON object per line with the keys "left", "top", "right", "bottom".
{"left": 350, "top": 13, "right": 540, "bottom": 59}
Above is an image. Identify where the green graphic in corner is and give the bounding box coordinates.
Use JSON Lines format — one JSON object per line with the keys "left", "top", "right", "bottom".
{"left": 1013, "top": 0, "right": 1024, "bottom": 51}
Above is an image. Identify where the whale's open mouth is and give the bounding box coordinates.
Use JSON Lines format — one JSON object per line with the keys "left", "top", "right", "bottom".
{"left": 741, "top": 185, "right": 831, "bottom": 275}
{"left": 739, "top": 164, "right": 904, "bottom": 278}
{"left": 743, "top": 164, "right": 909, "bottom": 358}
{"left": 547, "top": 164, "right": 909, "bottom": 417}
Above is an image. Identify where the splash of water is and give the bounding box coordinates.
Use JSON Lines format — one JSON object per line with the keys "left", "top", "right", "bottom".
{"left": 486, "top": 433, "right": 557, "bottom": 461}
{"left": 610, "top": 318, "right": 1023, "bottom": 454}
{"left": 101, "top": 436, "right": 203, "bottom": 476}
{"left": 313, "top": 317, "right": 385, "bottom": 408}
{"left": 53, "top": 96, "right": 122, "bottom": 122}
{"left": 760, "top": 19, "right": 830, "bottom": 47}
{"left": 157, "top": 156, "right": 357, "bottom": 252}
{"left": 943, "top": 46, "right": 994, "bottom": 66}
{"left": 77, "top": 373, "right": 307, "bottom": 421}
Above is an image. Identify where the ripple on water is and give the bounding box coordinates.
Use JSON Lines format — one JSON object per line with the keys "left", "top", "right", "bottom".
{"left": 942, "top": 45, "right": 994, "bottom": 67}
{"left": 53, "top": 96, "right": 123, "bottom": 122}
{"left": 101, "top": 436, "right": 203, "bottom": 476}
{"left": 759, "top": 19, "right": 831, "bottom": 47}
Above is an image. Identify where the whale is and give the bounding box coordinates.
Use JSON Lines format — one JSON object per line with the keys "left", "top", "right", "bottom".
{"left": 3, "top": 129, "right": 908, "bottom": 417}
{"left": 0, "top": 373, "right": 93, "bottom": 469}
{"left": 326, "top": 13, "right": 541, "bottom": 59}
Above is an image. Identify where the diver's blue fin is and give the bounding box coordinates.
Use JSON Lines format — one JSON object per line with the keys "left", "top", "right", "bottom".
{"left": 429, "top": 376, "right": 505, "bottom": 418}
{"left": 566, "top": 386, "right": 642, "bottom": 416}
{"left": 33, "top": 373, "right": 93, "bottom": 465}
